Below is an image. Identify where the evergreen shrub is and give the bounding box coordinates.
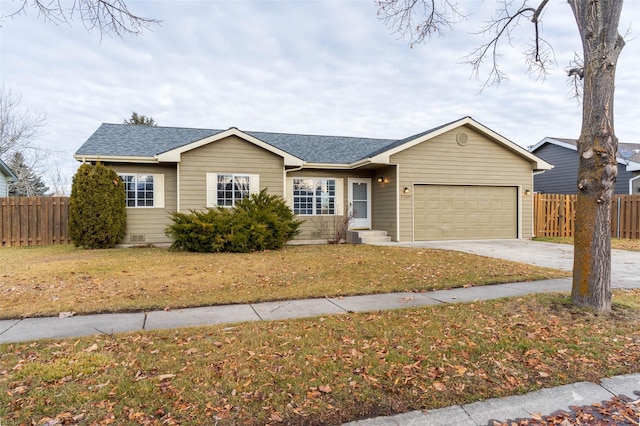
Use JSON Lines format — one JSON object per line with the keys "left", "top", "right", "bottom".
{"left": 69, "top": 163, "right": 126, "bottom": 249}
{"left": 166, "top": 189, "right": 301, "bottom": 253}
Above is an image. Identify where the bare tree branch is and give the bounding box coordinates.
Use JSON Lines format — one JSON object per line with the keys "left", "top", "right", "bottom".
{"left": 0, "top": 85, "right": 47, "bottom": 160}
{"left": 375, "top": 0, "right": 467, "bottom": 47}
{"left": 3, "top": 0, "right": 160, "bottom": 38}
{"left": 375, "top": 0, "right": 555, "bottom": 89}
{"left": 465, "top": 0, "right": 554, "bottom": 89}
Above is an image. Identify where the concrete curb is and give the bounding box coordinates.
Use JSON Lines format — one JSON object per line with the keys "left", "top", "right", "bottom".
{"left": 343, "top": 374, "right": 640, "bottom": 425}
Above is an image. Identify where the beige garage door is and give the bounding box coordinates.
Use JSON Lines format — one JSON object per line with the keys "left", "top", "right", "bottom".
{"left": 414, "top": 185, "right": 517, "bottom": 240}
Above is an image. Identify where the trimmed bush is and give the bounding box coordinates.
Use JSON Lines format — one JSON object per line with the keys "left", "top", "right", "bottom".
{"left": 166, "top": 189, "right": 301, "bottom": 253}
{"left": 69, "top": 163, "right": 126, "bottom": 249}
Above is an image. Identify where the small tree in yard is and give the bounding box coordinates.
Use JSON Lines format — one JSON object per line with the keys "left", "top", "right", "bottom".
{"left": 69, "top": 163, "right": 126, "bottom": 249}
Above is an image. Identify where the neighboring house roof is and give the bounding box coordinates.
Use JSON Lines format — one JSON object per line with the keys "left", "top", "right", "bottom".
{"left": 0, "top": 158, "right": 18, "bottom": 182}
{"left": 75, "top": 116, "right": 552, "bottom": 170}
{"left": 529, "top": 137, "right": 640, "bottom": 172}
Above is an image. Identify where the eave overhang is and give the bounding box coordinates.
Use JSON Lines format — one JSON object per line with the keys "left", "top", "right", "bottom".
{"left": 155, "top": 127, "right": 304, "bottom": 167}
{"left": 73, "top": 155, "right": 159, "bottom": 164}
{"left": 370, "top": 117, "right": 553, "bottom": 171}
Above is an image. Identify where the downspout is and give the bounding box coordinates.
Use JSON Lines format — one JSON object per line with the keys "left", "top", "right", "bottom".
{"left": 284, "top": 165, "right": 305, "bottom": 204}
{"left": 396, "top": 164, "right": 401, "bottom": 242}
{"left": 176, "top": 163, "right": 180, "bottom": 213}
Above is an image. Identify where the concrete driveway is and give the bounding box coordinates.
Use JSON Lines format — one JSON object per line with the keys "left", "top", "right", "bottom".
{"left": 378, "top": 239, "right": 638, "bottom": 289}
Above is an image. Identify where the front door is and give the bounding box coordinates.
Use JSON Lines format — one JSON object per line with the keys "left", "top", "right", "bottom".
{"left": 348, "top": 178, "right": 371, "bottom": 229}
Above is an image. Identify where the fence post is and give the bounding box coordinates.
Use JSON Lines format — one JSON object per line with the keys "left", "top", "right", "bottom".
{"left": 616, "top": 196, "right": 621, "bottom": 238}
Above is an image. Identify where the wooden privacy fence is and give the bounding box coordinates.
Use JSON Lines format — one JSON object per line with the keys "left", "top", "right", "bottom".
{"left": 1, "top": 197, "right": 71, "bottom": 247}
{"left": 534, "top": 193, "right": 640, "bottom": 239}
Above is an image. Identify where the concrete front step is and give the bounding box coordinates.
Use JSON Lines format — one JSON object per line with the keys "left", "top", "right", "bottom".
{"left": 346, "top": 230, "right": 392, "bottom": 244}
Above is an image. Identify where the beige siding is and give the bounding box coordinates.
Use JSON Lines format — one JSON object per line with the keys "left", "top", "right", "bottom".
{"left": 371, "top": 165, "right": 398, "bottom": 241}
{"left": 107, "top": 163, "right": 177, "bottom": 244}
{"left": 179, "top": 135, "right": 285, "bottom": 211}
{"left": 390, "top": 126, "right": 534, "bottom": 241}
{"left": 287, "top": 169, "right": 371, "bottom": 240}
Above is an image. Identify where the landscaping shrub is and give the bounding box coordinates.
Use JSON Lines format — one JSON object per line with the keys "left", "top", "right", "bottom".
{"left": 166, "top": 189, "right": 301, "bottom": 253}
{"left": 69, "top": 163, "right": 126, "bottom": 249}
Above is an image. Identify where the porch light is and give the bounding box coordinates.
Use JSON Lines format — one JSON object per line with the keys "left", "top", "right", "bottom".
{"left": 403, "top": 186, "right": 410, "bottom": 194}
{"left": 524, "top": 189, "right": 532, "bottom": 195}
{"left": 377, "top": 176, "right": 384, "bottom": 183}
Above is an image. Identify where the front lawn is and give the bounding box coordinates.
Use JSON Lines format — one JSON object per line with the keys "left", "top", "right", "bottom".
{"left": 2, "top": 291, "right": 639, "bottom": 425}
{"left": 0, "top": 244, "right": 567, "bottom": 320}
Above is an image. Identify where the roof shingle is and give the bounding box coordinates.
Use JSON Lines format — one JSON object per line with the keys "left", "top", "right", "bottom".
{"left": 75, "top": 123, "right": 399, "bottom": 164}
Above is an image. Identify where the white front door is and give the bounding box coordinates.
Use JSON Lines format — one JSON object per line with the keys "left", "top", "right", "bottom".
{"left": 348, "top": 178, "right": 371, "bottom": 229}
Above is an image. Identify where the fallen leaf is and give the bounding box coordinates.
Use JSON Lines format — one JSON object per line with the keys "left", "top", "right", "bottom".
{"left": 432, "top": 381, "right": 447, "bottom": 392}
{"left": 319, "top": 384, "right": 332, "bottom": 393}
{"left": 157, "top": 374, "right": 176, "bottom": 381}
{"left": 84, "top": 343, "right": 98, "bottom": 353}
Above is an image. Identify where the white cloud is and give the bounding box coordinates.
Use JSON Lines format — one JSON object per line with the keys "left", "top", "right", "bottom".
{"left": 1, "top": 0, "right": 639, "bottom": 190}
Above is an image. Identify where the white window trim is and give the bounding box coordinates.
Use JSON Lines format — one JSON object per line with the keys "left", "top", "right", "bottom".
{"left": 206, "top": 173, "right": 259, "bottom": 207}
{"left": 287, "top": 177, "right": 343, "bottom": 216}
{"left": 119, "top": 173, "right": 164, "bottom": 209}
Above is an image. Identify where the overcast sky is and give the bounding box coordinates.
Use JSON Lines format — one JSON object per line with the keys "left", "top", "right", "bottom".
{"left": 1, "top": 0, "right": 639, "bottom": 192}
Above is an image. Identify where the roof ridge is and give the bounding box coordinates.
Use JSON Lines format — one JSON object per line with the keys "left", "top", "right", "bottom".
{"left": 245, "top": 129, "right": 396, "bottom": 142}
{"left": 101, "top": 122, "right": 223, "bottom": 132}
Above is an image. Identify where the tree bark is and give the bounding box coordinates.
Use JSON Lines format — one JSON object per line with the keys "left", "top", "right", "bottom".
{"left": 568, "top": 0, "right": 625, "bottom": 312}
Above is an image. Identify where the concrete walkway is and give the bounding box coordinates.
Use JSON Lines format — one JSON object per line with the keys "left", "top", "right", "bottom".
{"left": 1, "top": 239, "right": 638, "bottom": 425}
{"left": 0, "top": 278, "right": 574, "bottom": 343}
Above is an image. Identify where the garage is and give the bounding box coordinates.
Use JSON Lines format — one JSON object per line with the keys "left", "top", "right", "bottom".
{"left": 413, "top": 185, "right": 518, "bottom": 241}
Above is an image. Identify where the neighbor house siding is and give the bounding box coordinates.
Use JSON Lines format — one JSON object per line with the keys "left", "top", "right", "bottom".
{"left": 0, "top": 174, "right": 8, "bottom": 197}
{"left": 390, "top": 126, "right": 533, "bottom": 242}
{"left": 107, "top": 163, "right": 177, "bottom": 244}
{"left": 532, "top": 144, "right": 579, "bottom": 194}
{"left": 287, "top": 169, "right": 371, "bottom": 240}
{"left": 533, "top": 143, "right": 635, "bottom": 194}
{"left": 178, "top": 135, "right": 284, "bottom": 211}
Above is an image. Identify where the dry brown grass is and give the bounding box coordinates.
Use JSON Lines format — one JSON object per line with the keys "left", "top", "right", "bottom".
{"left": 0, "top": 244, "right": 567, "bottom": 319}
{"left": 2, "top": 291, "right": 639, "bottom": 425}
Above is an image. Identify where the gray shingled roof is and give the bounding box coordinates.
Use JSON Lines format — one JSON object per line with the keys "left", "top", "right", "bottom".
{"left": 76, "top": 123, "right": 402, "bottom": 164}
{"left": 244, "top": 130, "right": 396, "bottom": 163}
{"left": 75, "top": 124, "right": 223, "bottom": 158}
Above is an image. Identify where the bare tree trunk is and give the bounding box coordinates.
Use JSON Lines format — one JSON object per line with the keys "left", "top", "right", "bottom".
{"left": 568, "top": 0, "right": 625, "bottom": 312}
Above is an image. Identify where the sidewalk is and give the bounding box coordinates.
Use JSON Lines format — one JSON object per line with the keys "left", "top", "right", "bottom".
{"left": 1, "top": 278, "right": 574, "bottom": 344}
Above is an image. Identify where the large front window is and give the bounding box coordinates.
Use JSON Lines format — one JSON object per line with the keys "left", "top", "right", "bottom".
{"left": 293, "top": 178, "right": 336, "bottom": 215}
{"left": 120, "top": 174, "right": 154, "bottom": 207}
{"left": 217, "top": 174, "right": 250, "bottom": 207}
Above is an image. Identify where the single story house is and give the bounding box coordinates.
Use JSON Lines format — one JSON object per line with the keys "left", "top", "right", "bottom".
{"left": 0, "top": 159, "right": 18, "bottom": 197}
{"left": 74, "top": 116, "right": 552, "bottom": 244}
{"left": 529, "top": 137, "right": 640, "bottom": 194}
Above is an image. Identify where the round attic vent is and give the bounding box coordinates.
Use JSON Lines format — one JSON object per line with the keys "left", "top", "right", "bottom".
{"left": 456, "top": 132, "right": 469, "bottom": 146}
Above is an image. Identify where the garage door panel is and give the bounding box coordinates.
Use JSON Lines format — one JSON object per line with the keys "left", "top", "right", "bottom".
{"left": 414, "top": 185, "right": 517, "bottom": 241}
